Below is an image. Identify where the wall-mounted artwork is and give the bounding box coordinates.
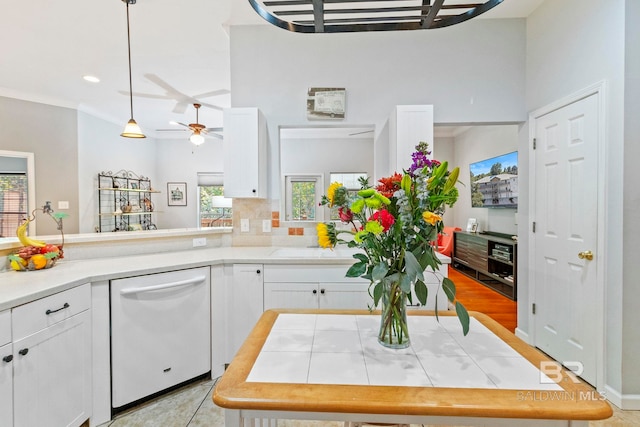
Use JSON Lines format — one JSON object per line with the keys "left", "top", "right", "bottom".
{"left": 306, "top": 87, "right": 345, "bottom": 120}
{"left": 168, "top": 182, "right": 187, "bottom": 206}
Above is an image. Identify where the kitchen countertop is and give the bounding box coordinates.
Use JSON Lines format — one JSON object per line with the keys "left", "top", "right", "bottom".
{"left": 214, "top": 310, "right": 612, "bottom": 425}
{"left": 0, "top": 247, "right": 450, "bottom": 312}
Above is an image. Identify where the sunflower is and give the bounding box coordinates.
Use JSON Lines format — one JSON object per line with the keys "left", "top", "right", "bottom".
{"left": 316, "top": 222, "right": 337, "bottom": 248}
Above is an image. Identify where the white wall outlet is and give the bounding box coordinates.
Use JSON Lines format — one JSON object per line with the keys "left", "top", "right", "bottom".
{"left": 192, "top": 237, "right": 207, "bottom": 247}
{"left": 58, "top": 201, "right": 69, "bottom": 209}
{"left": 262, "top": 219, "right": 272, "bottom": 233}
{"left": 241, "top": 218, "right": 250, "bottom": 232}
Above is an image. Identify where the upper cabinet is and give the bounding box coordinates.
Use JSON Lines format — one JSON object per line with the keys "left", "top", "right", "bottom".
{"left": 223, "top": 108, "right": 268, "bottom": 198}
{"left": 389, "top": 105, "right": 434, "bottom": 173}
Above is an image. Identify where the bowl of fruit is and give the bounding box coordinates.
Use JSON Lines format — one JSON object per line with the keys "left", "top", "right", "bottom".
{"left": 7, "top": 202, "right": 67, "bottom": 272}
{"left": 9, "top": 244, "right": 63, "bottom": 271}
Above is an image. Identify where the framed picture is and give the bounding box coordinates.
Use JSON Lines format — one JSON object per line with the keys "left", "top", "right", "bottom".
{"left": 466, "top": 218, "right": 477, "bottom": 232}
{"left": 307, "top": 87, "right": 346, "bottom": 120}
{"left": 167, "top": 182, "right": 187, "bottom": 206}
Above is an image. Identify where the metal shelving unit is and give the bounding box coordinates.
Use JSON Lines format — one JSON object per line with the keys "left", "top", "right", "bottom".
{"left": 97, "top": 171, "right": 160, "bottom": 232}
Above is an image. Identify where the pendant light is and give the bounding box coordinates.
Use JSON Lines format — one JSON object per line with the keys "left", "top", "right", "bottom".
{"left": 121, "top": 0, "right": 145, "bottom": 138}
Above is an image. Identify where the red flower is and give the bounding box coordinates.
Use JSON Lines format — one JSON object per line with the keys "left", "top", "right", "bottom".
{"left": 376, "top": 173, "right": 403, "bottom": 198}
{"left": 369, "top": 209, "right": 395, "bottom": 232}
{"left": 338, "top": 206, "right": 353, "bottom": 223}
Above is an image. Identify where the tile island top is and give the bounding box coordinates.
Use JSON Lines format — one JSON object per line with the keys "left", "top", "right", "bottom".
{"left": 214, "top": 309, "right": 612, "bottom": 425}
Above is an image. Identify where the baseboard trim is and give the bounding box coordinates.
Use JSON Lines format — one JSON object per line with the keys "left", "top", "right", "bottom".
{"left": 515, "top": 327, "right": 530, "bottom": 344}
{"left": 604, "top": 384, "right": 640, "bottom": 410}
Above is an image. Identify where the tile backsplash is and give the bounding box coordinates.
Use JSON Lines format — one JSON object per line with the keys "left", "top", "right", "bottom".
{"left": 231, "top": 199, "right": 318, "bottom": 247}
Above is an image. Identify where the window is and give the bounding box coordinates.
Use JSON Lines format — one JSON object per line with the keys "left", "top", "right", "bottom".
{"left": 0, "top": 172, "right": 28, "bottom": 237}
{"left": 197, "top": 173, "right": 232, "bottom": 228}
{"left": 284, "top": 175, "right": 323, "bottom": 221}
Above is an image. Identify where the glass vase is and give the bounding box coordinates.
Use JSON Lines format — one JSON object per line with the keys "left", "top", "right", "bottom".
{"left": 377, "top": 280, "right": 410, "bottom": 349}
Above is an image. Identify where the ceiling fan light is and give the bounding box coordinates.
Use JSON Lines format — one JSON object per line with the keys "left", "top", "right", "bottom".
{"left": 121, "top": 119, "right": 146, "bottom": 138}
{"left": 190, "top": 132, "right": 205, "bottom": 145}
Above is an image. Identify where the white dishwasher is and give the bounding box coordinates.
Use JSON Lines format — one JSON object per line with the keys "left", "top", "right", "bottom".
{"left": 110, "top": 267, "right": 211, "bottom": 409}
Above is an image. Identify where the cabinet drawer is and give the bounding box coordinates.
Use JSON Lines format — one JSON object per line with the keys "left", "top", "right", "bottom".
{"left": 263, "top": 264, "right": 367, "bottom": 283}
{"left": 0, "top": 310, "right": 10, "bottom": 346}
{"left": 12, "top": 284, "right": 90, "bottom": 340}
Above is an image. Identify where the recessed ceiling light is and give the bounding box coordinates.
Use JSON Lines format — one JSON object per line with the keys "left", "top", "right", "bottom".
{"left": 83, "top": 75, "right": 100, "bottom": 83}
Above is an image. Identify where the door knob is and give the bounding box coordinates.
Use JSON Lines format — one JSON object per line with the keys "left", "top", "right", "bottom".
{"left": 578, "top": 250, "right": 594, "bottom": 260}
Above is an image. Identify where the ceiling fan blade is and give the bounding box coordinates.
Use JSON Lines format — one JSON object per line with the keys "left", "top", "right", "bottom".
{"left": 118, "top": 90, "right": 172, "bottom": 100}
{"left": 176, "top": 122, "right": 192, "bottom": 129}
{"left": 173, "top": 102, "right": 189, "bottom": 114}
{"left": 144, "top": 73, "right": 186, "bottom": 97}
{"left": 205, "top": 133, "right": 223, "bottom": 140}
{"left": 198, "top": 102, "right": 224, "bottom": 111}
{"left": 156, "top": 129, "right": 189, "bottom": 132}
{"left": 193, "top": 89, "right": 230, "bottom": 98}
{"left": 205, "top": 127, "right": 223, "bottom": 132}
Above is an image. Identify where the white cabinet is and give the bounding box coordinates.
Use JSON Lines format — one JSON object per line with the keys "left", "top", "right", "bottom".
{"left": 11, "top": 284, "right": 91, "bottom": 427}
{"left": 227, "top": 264, "right": 264, "bottom": 360}
{"left": 263, "top": 265, "right": 370, "bottom": 311}
{"left": 388, "top": 105, "right": 434, "bottom": 173}
{"left": 223, "top": 108, "right": 267, "bottom": 198}
{"left": 0, "top": 310, "right": 12, "bottom": 427}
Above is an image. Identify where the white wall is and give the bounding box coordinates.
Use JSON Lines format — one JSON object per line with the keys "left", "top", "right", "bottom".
{"left": 154, "top": 137, "right": 224, "bottom": 229}
{"left": 77, "top": 111, "right": 157, "bottom": 233}
{"left": 524, "top": 0, "right": 636, "bottom": 400}
{"left": 449, "top": 125, "right": 519, "bottom": 236}
{"left": 0, "top": 97, "right": 79, "bottom": 235}
{"left": 230, "top": 19, "right": 527, "bottom": 199}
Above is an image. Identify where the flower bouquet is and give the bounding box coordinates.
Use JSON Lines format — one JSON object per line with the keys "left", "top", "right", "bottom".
{"left": 317, "top": 142, "right": 469, "bottom": 348}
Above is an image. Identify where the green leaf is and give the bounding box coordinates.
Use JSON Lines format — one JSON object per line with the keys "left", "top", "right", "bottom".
{"left": 372, "top": 262, "right": 389, "bottom": 282}
{"left": 399, "top": 273, "right": 412, "bottom": 294}
{"left": 404, "top": 251, "right": 424, "bottom": 283}
{"left": 43, "top": 252, "right": 58, "bottom": 259}
{"left": 442, "top": 277, "right": 456, "bottom": 303}
{"left": 8, "top": 255, "right": 22, "bottom": 262}
{"left": 372, "top": 282, "right": 383, "bottom": 307}
{"left": 455, "top": 302, "right": 471, "bottom": 336}
{"left": 352, "top": 253, "right": 368, "bottom": 263}
{"left": 346, "top": 262, "right": 367, "bottom": 277}
{"left": 414, "top": 280, "right": 428, "bottom": 306}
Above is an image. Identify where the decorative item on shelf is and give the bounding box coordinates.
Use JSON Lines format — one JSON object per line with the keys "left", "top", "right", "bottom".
{"left": 8, "top": 201, "right": 67, "bottom": 272}
{"left": 121, "top": 202, "right": 132, "bottom": 213}
{"left": 317, "top": 142, "right": 469, "bottom": 348}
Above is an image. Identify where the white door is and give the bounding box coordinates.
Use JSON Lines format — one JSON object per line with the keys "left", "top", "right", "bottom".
{"left": 319, "top": 283, "right": 371, "bottom": 310}
{"left": 0, "top": 342, "right": 13, "bottom": 427}
{"left": 532, "top": 93, "right": 599, "bottom": 385}
{"left": 264, "top": 282, "right": 319, "bottom": 310}
{"left": 13, "top": 310, "right": 91, "bottom": 427}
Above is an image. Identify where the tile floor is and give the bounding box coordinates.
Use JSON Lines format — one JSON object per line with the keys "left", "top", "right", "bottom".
{"left": 98, "top": 376, "right": 639, "bottom": 427}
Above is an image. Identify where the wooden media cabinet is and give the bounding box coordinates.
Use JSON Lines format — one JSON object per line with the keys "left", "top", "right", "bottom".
{"left": 452, "top": 231, "right": 517, "bottom": 300}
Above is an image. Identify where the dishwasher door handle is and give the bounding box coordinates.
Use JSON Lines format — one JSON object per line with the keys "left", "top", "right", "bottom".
{"left": 119, "top": 275, "right": 207, "bottom": 295}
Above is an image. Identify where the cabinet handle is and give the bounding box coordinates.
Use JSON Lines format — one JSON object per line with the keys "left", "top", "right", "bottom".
{"left": 256, "top": 269, "right": 261, "bottom": 274}
{"left": 45, "top": 302, "right": 69, "bottom": 315}
{"left": 320, "top": 289, "right": 325, "bottom": 294}
{"left": 252, "top": 189, "right": 257, "bottom": 194}
{"left": 312, "top": 289, "right": 317, "bottom": 294}
{"left": 18, "top": 348, "right": 28, "bottom": 356}
{"left": 2, "top": 355, "right": 12, "bottom": 363}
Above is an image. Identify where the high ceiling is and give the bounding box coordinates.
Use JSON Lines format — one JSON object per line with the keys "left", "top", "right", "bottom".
{"left": 0, "top": 0, "right": 544, "bottom": 140}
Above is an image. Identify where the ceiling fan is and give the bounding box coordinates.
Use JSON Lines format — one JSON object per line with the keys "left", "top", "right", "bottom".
{"left": 120, "top": 73, "right": 230, "bottom": 114}
{"left": 157, "top": 103, "right": 223, "bottom": 145}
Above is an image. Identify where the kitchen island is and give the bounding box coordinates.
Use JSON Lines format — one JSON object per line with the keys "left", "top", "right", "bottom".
{"left": 214, "top": 309, "right": 612, "bottom": 427}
